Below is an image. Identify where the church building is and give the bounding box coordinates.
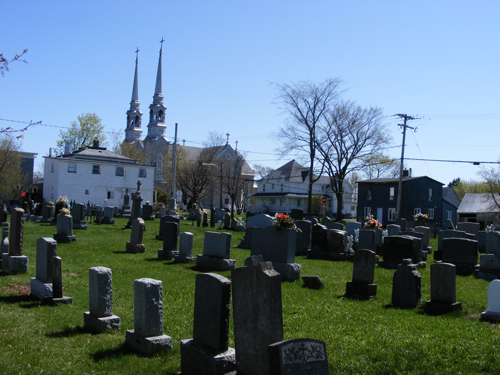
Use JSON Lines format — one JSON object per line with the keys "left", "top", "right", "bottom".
{"left": 123, "top": 40, "right": 255, "bottom": 210}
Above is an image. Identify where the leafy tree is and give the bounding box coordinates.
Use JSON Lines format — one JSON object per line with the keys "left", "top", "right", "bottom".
{"left": 448, "top": 177, "right": 489, "bottom": 201}
{"left": 273, "top": 78, "right": 343, "bottom": 216}
{"left": 119, "top": 141, "right": 148, "bottom": 163}
{"left": 0, "top": 135, "right": 25, "bottom": 203}
{"left": 56, "top": 113, "right": 106, "bottom": 154}
{"left": 316, "top": 101, "right": 389, "bottom": 219}
{"left": 477, "top": 162, "right": 500, "bottom": 210}
{"left": 360, "top": 152, "right": 399, "bottom": 179}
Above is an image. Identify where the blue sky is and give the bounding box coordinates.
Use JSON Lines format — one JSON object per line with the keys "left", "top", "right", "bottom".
{"left": 1, "top": 0, "right": 499, "bottom": 185}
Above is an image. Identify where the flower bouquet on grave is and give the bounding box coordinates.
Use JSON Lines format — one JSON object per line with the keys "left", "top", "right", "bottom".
{"left": 413, "top": 213, "right": 428, "bottom": 221}
{"left": 47, "top": 201, "right": 54, "bottom": 206}
{"left": 56, "top": 196, "right": 69, "bottom": 215}
{"left": 364, "top": 215, "right": 381, "bottom": 229}
{"left": 59, "top": 207, "right": 71, "bottom": 216}
{"left": 273, "top": 213, "right": 301, "bottom": 233}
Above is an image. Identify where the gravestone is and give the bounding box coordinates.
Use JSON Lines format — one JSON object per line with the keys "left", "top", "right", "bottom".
{"left": 102, "top": 206, "right": 115, "bottom": 224}
{"left": 391, "top": 259, "right": 421, "bottom": 308}
{"left": 415, "top": 226, "right": 432, "bottom": 253}
{"left": 456, "top": 222, "right": 480, "bottom": 238}
{"left": 42, "top": 205, "right": 54, "bottom": 223}
{"left": 269, "top": 338, "right": 330, "bottom": 375}
{"left": 126, "top": 278, "right": 173, "bottom": 355}
{"left": 53, "top": 214, "right": 77, "bottom": 243}
{"left": 237, "top": 226, "right": 255, "bottom": 249}
{"left": 478, "top": 231, "right": 500, "bottom": 280}
{"left": 210, "top": 207, "right": 216, "bottom": 228}
{"left": 47, "top": 256, "right": 73, "bottom": 305}
{"left": 122, "top": 189, "right": 131, "bottom": 218}
{"left": 301, "top": 275, "right": 325, "bottom": 290}
{"left": 309, "top": 222, "right": 328, "bottom": 255}
{"left": 215, "top": 208, "right": 225, "bottom": 223}
{"left": 142, "top": 202, "right": 155, "bottom": 221}
{"left": 395, "top": 218, "right": 406, "bottom": 231}
{"left": 202, "top": 212, "right": 209, "bottom": 227}
{"left": 345, "top": 249, "right": 377, "bottom": 299}
{"left": 232, "top": 256, "right": 283, "bottom": 375}
{"left": 251, "top": 227, "right": 301, "bottom": 281}
{"left": 358, "top": 229, "right": 376, "bottom": 252}
{"left": 158, "top": 222, "right": 179, "bottom": 260}
{"left": 155, "top": 215, "right": 180, "bottom": 241}
{"left": 30, "top": 238, "right": 57, "bottom": 300}
{"left": 295, "top": 220, "right": 312, "bottom": 256}
{"left": 125, "top": 180, "right": 143, "bottom": 228}
{"left": 323, "top": 221, "right": 343, "bottom": 231}
{"left": 246, "top": 213, "right": 274, "bottom": 228}
{"left": 126, "top": 218, "right": 146, "bottom": 253}
{"left": 379, "top": 236, "right": 422, "bottom": 269}
{"left": 399, "top": 231, "right": 426, "bottom": 262}
{"left": 485, "top": 231, "right": 500, "bottom": 255}
{"left": 175, "top": 232, "right": 195, "bottom": 263}
{"left": 0, "top": 204, "right": 8, "bottom": 223}
{"left": 290, "top": 208, "right": 303, "bottom": 221}
{"left": 197, "top": 232, "right": 235, "bottom": 271}
{"left": 167, "top": 197, "right": 177, "bottom": 216}
{"left": 424, "top": 262, "right": 462, "bottom": 315}
{"left": 325, "top": 229, "right": 349, "bottom": 260}
{"left": 345, "top": 222, "right": 362, "bottom": 240}
{"left": 72, "top": 203, "right": 88, "bottom": 229}
{"left": 223, "top": 212, "right": 231, "bottom": 229}
{"left": 2, "top": 208, "right": 28, "bottom": 274}
{"left": 436, "top": 230, "right": 466, "bottom": 260}
{"left": 386, "top": 224, "right": 401, "bottom": 236}
{"left": 84, "top": 267, "right": 120, "bottom": 332}
{"left": 441, "top": 237, "right": 478, "bottom": 275}
{"left": 481, "top": 279, "right": 500, "bottom": 322}
{"left": 1, "top": 224, "right": 9, "bottom": 259}
{"left": 180, "top": 273, "right": 236, "bottom": 375}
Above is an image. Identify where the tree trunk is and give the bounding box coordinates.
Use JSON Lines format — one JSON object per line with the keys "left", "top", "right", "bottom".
{"left": 336, "top": 180, "right": 343, "bottom": 221}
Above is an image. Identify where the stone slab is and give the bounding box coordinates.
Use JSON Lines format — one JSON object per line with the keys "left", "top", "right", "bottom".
{"left": 181, "top": 339, "right": 236, "bottom": 375}
{"left": 125, "top": 330, "right": 173, "bottom": 356}
{"left": 196, "top": 255, "right": 236, "bottom": 271}
{"left": 2, "top": 253, "right": 28, "bottom": 274}
{"left": 268, "top": 338, "right": 329, "bottom": 375}
{"left": 83, "top": 312, "right": 121, "bottom": 333}
{"left": 30, "top": 278, "right": 53, "bottom": 300}
{"left": 126, "top": 242, "right": 146, "bottom": 253}
{"left": 272, "top": 262, "right": 301, "bottom": 281}
{"left": 158, "top": 249, "right": 179, "bottom": 260}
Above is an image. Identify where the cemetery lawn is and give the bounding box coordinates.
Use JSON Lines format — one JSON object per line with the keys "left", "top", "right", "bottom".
{"left": 0, "top": 219, "right": 499, "bottom": 375}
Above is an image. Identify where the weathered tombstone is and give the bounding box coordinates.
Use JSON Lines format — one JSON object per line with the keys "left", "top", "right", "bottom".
{"left": 232, "top": 256, "right": 283, "bottom": 375}
{"left": 309, "top": 222, "right": 328, "bottom": 256}
{"left": 345, "top": 249, "right": 377, "bottom": 299}
{"left": 392, "top": 259, "right": 421, "bottom": 308}
{"left": 155, "top": 215, "right": 180, "bottom": 241}
{"left": 2, "top": 208, "right": 28, "bottom": 274}
{"left": 167, "top": 197, "right": 177, "bottom": 216}
{"left": 325, "top": 229, "right": 348, "bottom": 260}
{"left": 400, "top": 231, "right": 426, "bottom": 262}
{"left": 379, "top": 236, "right": 422, "bottom": 269}
{"left": 202, "top": 212, "right": 209, "bottom": 227}
{"left": 295, "top": 220, "right": 312, "bottom": 256}
{"left": 223, "top": 212, "right": 231, "bottom": 229}
{"left": 126, "top": 218, "right": 146, "bottom": 253}
{"left": 53, "top": 214, "right": 77, "bottom": 243}
{"left": 158, "top": 222, "right": 179, "bottom": 260}
{"left": 210, "top": 207, "right": 216, "bottom": 228}
{"left": 481, "top": 279, "right": 500, "bottom": 322}
{"left": 102, "top": 206, "right": 115, "bottom": 224}
{"left": 323, "top": 221, "right": 343, "bottom": 231}
{"left": 126, "top": 278, "right": 173, "bottom": 355}
{"left": 230, "top": 217, "right": 237, "bottom": 231}
{"left": 441, "top": 237, "right": 478, "bottom": 275}
{"left": 72, "top": 203, "right": 88, "bottom": 229}
{"left": 0, "top": 204, "right": 8, "bottom": 223}
{"left": 181, "top": 273, "right": 236, "bottom": 374}
{"left": 84, "top": 267, "right": 120, "bottom": 332}
{"left": 122, "top": 189, "right": 131, "bottom": 218}
{"left": 246, "top": 213, "right": 274, "bottom": 228}
{"left": 345, "top": 222, "right": 362, "bottom": 240}
{"left": 42, "top": 205, "right": 54, "bottom": 223}
{"left": 197, "top": 232, "right": 235, "bottom": 271}
{"left": 237, "top": 226, "right": 255, "bottom": 249}
{"left": 48, "top": 256, "right": 73, "bottom": 304}
{"left": 486, "top": 231, "right": 500, "bottom": 255}
{"left": 0, "top": 224, "right": 9, "bottom": 266}
{"left": 386, "top": 224, "right": 401, "bottom": 236}
{"left": 456, "top": 222, "right": 480, "bottom": 238}
{"left": 30, "top": 238, "right": 57, "bottom": 300}
{"left": 436, "top": 229, "right": 466, "bottom": 260}
{"left": 477, "top": 253, "right": 500, "bottom": 281}
{"left": 424, "top": 262, "right": 462, "bottom": 315}
{"left": 159, "top": 205, "right": 165, "bottom": 217}
{"left": 251, "top": 227, "right": 301, "bottom": 281}
{"left": 358, "top": 229, "right": 376, "bottom": 252}
{"left": 141, "top": 202, "right": 155, "bottom": 221}
{"left": 126, "top": 180, "right": 143, "bottom": 228}
{"left": 301, "top": 275, "right": 325, "bottom": 290}
{"left": 395, "top": 218, "right": 406, "bottom": 231}
{"left": 415, "top": 226, "right": 432, "bottom": 253}
{"left": 269, "top": 338, "right": 330, "bottom": 375}
{"left": 175, "top": 232, "right": 195, "bottom": 263}
{"left": 290, "top": 209, "right": 303, "bottom": 221}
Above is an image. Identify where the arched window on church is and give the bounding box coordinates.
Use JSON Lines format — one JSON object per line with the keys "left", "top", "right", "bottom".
{"left": 159, "top": 111, "right": 163, "bottom": 121}
{"left": 156, "top": 153, "right": 163, "bottom": 181}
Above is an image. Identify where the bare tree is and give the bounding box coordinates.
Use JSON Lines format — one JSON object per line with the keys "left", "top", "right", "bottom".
{"left": 360, "top": 151, "right": 400, "bottom": 179}
{"left": 0, "top": 134, "right": 25, "bottom": 203}
{"left": 221, "top": 152, "right": 252, "bottom": 219}
{"left": 252, "top": 164, "right": 274, "bottom": 180}
{"left": 316, "top": 101, "right": 389, "bottom": 219}
{"left": 273, "top": 78, "right": 343, "bottom": 215}
{"left": 1, "top": 49, "right": 28, "bottom": 76}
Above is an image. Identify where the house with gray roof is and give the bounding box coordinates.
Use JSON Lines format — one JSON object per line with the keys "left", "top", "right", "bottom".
{"left": 457, "top": 193, "right": 500, "bottom": 229}
{"left": 43, "top": 140, "right": 154, "bottom": 207}
{"left": 442, "top": 186, "right": 461, "bottom": 229}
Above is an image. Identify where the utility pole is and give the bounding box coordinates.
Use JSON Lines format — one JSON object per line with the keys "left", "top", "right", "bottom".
{"left": 171, "top": 123, "right": 178, "bottom": 198}
{"left": 395, "top": 114, "right": 417, "bottom": 219}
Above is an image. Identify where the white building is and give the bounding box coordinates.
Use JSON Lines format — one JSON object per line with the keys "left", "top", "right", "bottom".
{"left": 247, "top": 160, "right": 356, "bottom": 217}
{"left": 43, "top": 140, "right": 154, "bottom": 207}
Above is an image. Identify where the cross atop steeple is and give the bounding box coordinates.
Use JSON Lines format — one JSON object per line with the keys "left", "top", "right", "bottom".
{"left": 235, "top": 140, "right": 238, "bottom": 151}
{"left": 226, "top": 133, "right": 230, "bottom": 145}
{"left": 160, "top": 37, "right": 165, "bottom": 52}
{"left": 135, "top": 47, "right": 139, "bottom": 62}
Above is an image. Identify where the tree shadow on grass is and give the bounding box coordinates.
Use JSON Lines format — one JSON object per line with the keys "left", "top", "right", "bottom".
{"left": 92, "top": 342, "right": 136, "bottom": 362}
{"left": 0, "top": 294, "right": 36, "bottom": 304}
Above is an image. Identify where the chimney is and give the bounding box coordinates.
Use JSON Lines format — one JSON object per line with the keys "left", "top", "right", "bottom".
{"left": 49, "top": 148, "right": 52, "bottom": 157}
{"left": 93, "top": 139, "right": 100, "bottom": 148}
{"left": 64, "top": 142, "right": 72, "bottom": 155}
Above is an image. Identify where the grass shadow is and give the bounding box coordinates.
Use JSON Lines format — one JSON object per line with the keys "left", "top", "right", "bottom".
{"left": 0, "top": 295, "right": 37, "bottom": 304}
{"left": 92, "top": 342, "right": 136, "bottom": 362}
{"left": 46, "top": 325, "right": 90, "bottom": 338}
{"left": 113, "top": 251, "right": 129, "bottom": 254}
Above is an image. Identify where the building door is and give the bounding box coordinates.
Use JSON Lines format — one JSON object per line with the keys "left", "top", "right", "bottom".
{"left": 377, "top": 207, "right": 383, "bottom": 226}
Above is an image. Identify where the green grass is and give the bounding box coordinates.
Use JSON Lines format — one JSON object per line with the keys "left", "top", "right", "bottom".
{"left": 0, "top": 219, "right": 499, "bottom": 374}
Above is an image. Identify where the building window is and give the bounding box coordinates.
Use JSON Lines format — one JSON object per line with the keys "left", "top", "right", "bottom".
{"left": 414, "top": 208, "right": 421, "bottom": 216}
{"left": 429, "top": 188, "right": 433, "bottom": 201}
{"left": 428, "top": 208, "right": 434, "bottom": 219}
{"left": 446, "top": 210, "right": 452, "bottom": 221}
{"left": 321, "top": 185, "right": 325, "bottom": 192}
{"left": 51, "top": 163, "right": 54, "bottom": 173}
{"left": 389, "top": 187, "right": 395, "bottom": 201}
{"left": 270, "top": 198, "right": 276, "bottom": 205}
{"left": 280, "top": 198, "right": 285, "bottom": 207}
{"left": 297, "top": 198, "right": 301, "bottom": 207}
{"left": 351, "top": 205, "right": 356, "bottom": 211}
{"left": 272, "top": 184, "right": 275, "bottom": 190}
{"left": 263, "top": 184, "right": 265, "bottom": 192}
{"left": 92, "top": 165, "right": 100, "bottom": 174}
{"left": 156, "top": 153, "right": 163, "bottom": 180}
{"left": 364, "top": 207, "right": 371, "bottom": 218}
{"left": 366, "top": 187, "right": 372, "bottom": 200}
{"left": 107, "top": 191, "right": 114, "bottom": 199}
{"left": 139, "top": 168, "right": 146, "bottom": 178}
{"left": 85, "top": 189, "right": 89, "bottom": 195}
{"left": 115, "top": 167, "right": 124, "bottom": 176}
{"left": 388, "top": 208, "right": 396, "bottom": 221}
{"left": 280, "top": 184, "right": 283, "bottom": 192}
{"left": 68, "top": 163, "right": 76, "bottom": 173}
{"left": 51, "top": 187, "right": 54, "bottom": 199}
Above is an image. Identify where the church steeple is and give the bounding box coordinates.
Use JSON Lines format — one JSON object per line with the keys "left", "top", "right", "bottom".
{"left": 125, "top": 48, "right": 143, "bottom": 143}
{"left": 146, "top": 37, "right": 168, "bottom": 142}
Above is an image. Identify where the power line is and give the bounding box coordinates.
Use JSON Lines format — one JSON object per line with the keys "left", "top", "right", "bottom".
{"left": 405, "top": 157, "right": 499, "bottom": 165}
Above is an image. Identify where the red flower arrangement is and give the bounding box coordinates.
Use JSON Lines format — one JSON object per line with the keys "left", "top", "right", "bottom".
{"left": 364, "top": 215, "right": 381, "bottom": 229}
{"left": 273, "top": 213, "right": 298, "bottom": 231}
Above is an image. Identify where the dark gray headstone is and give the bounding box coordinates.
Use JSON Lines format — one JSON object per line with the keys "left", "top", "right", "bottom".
{"left": 425, "top": 262, "right": 462, "bottom": 314}
{"left": 269, "top": 338, "right": 329, "bottom": 375}
{"left": 295, "top": 220, "right": 312, "bottom": 255}
{"left": 392, "top": 259, "right": 421, "bottom": 308}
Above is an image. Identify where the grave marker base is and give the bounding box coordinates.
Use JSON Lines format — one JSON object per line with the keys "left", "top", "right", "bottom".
{"left": 73, "top": 223, "right": 88, "bottom": 230}
{"left": 424, "top": 300, "right": 462, "bottom": 315}
{"left": 345, "top": 281, "right": 377, "bottom": 300}
{"left": 84, "top": 312, "right": 121, "bottom": 332}
{"left": 173, "top": 255, "right": 195, "bottom": 264}
{"left": 126, "top": 330, "right": 173, "bottom": 356}
{"left": 158, "top": 249, "right": 178, "bottom": 260}
{"left": 30, "top": 278, "right": 53, "bottom": 300}
{"left": 126, "top": 242, "right": 146, "bottom": 253}
{"left": 196, "top": 255, "right": 236, "bottom": 271}
{"left": 181, "top": 339, "right": 236, "bottom": 375}
{"left": 2, "top": 254, "right": 28, "bottom": 274}
{"left": 53, "top": 234, "right": 77, "bottom": 243}
{"left": 481, "top": 311, "right": 500, "bottom": 322}
{"left": 272, "top": 262, "right": 301, "bottom": 281}
{"left": 307, "top": 250, "right": 348, "bottom": 261}
{"left": 43, "top": 296, "right": 73, "bottom": 305}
